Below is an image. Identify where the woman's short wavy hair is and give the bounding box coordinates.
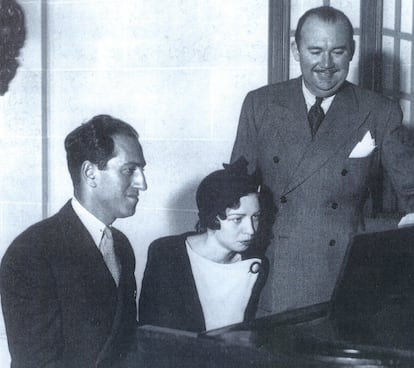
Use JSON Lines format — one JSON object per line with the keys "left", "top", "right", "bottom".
{"left": 195, "top": 157, "right": 261, "bottom": 233}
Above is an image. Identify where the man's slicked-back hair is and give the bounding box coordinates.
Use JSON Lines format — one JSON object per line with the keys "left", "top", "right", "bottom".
{"left": 294, "top": 6, "right": 354, "bottom": 47}
{"left": 64, "top": 114, "right": 139, "bottom": 186}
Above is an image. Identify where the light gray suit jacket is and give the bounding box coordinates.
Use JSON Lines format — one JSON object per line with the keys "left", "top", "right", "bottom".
{"left": 231, "top": 77, "right": 414, "bottom": 314}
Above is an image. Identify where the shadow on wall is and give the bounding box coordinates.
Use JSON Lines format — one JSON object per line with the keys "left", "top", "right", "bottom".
{"left": 380, "top": 51, "right": 400, "bottom": 103}
{"left": 166, "top": 178, "right": 199, "bottom": 235}
{"left": 361, "top": 50, "right": 409, "bottom": 216}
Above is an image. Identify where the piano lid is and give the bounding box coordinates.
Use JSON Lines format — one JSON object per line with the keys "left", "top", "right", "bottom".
{"left": 328, "top": 225, "right": 414, "bottom": 350}
{"left": 138, "top": 227, "right": 414, "bottom": 367}
{"left": 198, "top": 226, "right": 414, "bottom": 366}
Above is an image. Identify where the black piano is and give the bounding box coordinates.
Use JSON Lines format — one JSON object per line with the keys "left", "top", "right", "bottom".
{"left": 137, "top": 226, "right": 414, "bottom": 367}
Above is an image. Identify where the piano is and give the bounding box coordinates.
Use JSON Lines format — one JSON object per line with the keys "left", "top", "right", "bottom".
{"left": 137, "top": 226, "right": 414, "bottom": 367}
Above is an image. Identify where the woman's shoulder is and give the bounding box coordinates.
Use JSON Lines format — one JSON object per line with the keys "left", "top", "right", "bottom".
{"left": 242, "top": 248, "right": 268, "bottom": 261}
{"left": 148, "top": 231, "right": 197, "bottom": 254}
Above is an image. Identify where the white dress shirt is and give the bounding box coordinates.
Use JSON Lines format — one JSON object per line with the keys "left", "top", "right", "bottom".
{"left": 302, "top": 81, "right": 335, "bottom": 114}
{"left": 71, "top": 197, "right": 107, "bottom": 248}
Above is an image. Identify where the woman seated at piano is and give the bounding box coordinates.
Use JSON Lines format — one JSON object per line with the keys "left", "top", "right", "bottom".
{"left": 138, "top": 157, "right": 270, "bottom": 332}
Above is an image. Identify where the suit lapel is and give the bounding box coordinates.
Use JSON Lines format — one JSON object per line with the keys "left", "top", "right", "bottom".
{"left": 270, "top": 78, "right": 311, "bottom": 146}
{"left": 284, "top": 82, "right": 370, "bottom": 194}
{"left": 97, "top": 231, "right": 131, "bottom": 364}
{"left": 57, "top": 202, "right": 118, "bottom": 300}
{"left": 57, "top": 202, "right": 127, "bottom": 365}
{"left": 267, "top": 78, "right": 314, "bottom": 184}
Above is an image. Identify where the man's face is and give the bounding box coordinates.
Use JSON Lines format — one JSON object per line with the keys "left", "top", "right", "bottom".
{"left": 93, "top": 134, "right": 147, "bottom": 225}
{"left": 292, "top": 16, "right": 355, "bottom": 97}
{"left": 214, "top": 193, "right": 261, "bottom": 255}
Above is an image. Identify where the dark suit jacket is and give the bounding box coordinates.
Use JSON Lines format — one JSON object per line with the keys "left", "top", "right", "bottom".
{"left": 138, "top": 232, "right": 268, "bottom": 332}
{"left": 0, "top": 201, "right": 138, "bottom": 368}
{"left": 231, "top": 77, "right": 414, "bottom": 314}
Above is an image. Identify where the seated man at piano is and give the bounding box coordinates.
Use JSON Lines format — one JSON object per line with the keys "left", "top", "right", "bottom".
{"left": 139, "top": 157, "right": 271, "bottom": 332}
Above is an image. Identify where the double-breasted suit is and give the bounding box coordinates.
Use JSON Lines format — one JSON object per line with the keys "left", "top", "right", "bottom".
{"left": 0, "top": 201, "right": 138, "bottom": 368}
{"left": 231, "top": 77, "right": 414, "bottom": 314}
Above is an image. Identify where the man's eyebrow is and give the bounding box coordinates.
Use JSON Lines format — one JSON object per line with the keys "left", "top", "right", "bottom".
{"left": 306, "top": 45, "right": 347, "bottom": 52}
{"left": 123, "top": 161, "right": 146, "bottom": 168}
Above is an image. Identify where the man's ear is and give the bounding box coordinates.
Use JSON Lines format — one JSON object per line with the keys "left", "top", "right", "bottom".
{"left": 81, "top": 161, "right": 97, "bottom": 188}
{"left": 350, "top": 39, "right": 356, "bottom": 60}
{"left": 291, "top": 40, "right": 300, "bottom": 62}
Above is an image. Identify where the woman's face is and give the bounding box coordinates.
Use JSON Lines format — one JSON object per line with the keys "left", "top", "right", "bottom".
{"left": 214, "top": 193, "right": 261, "bottom": 254}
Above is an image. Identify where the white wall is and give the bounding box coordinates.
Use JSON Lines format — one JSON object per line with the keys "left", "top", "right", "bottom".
{"left": 1, "top": 0, "right": 268, "bottom": 324}
{"left": 44, "top": 0, "right": 268, "bottom": 299}
{"left": 0, "top": 0, "right": 43, "bottom": 262}
{"left": 0, "top": 1, "right": 43, "bottom": 364}
{"left": 0, "top": 1, "right": 268, "bottom": 363}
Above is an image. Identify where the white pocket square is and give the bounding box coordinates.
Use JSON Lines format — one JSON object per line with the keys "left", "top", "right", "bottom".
{"left": 349, "top": 131, "right": 376, "bottom": 158}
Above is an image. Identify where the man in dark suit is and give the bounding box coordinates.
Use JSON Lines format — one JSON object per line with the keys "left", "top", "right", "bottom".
{"left": 0, "top": 115, "right": 147, "bottom": 367}
{"left": 231, "top": 6, "right": 414, "bottom": 315}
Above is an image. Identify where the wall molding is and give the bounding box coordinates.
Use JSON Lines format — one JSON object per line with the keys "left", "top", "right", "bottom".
{"left": 268, "top": 0, "right": 291, "bottom": 84}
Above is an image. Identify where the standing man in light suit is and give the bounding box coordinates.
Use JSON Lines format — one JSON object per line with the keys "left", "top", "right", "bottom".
{"left": 0, "top": 115, "right": 147, "bottom": 367}
{"left": 231, "top": 6, "right": 414, "bottom": 315}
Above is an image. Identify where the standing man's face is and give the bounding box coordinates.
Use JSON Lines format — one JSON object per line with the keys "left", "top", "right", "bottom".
{"left": 92, "top": 134, "right": 147, "bottom": 225}
{"left": 291, "top": 16, "right": 355, "bottom": 97}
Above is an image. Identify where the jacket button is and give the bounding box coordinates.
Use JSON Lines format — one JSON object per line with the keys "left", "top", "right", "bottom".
{"left": 280, "top": 196, "right": 287, "bottom": 203}
{"left": 329, "top": 239, "right": 336, "bottom": 247}
{"left": 331, "top": 202, "right": 338, "bottom": 209}
{"left": 341, "top": 169, "right": 348, "bottom": 176}
{"left": 273, "top": 156, "right": 280, "bottom": 163}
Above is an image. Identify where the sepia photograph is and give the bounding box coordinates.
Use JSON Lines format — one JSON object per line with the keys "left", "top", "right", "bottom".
{"left": 1, "top": 0, "right": 414, "bottom": 367}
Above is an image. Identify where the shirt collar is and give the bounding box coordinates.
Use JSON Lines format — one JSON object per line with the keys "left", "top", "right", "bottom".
{"left": 71, "top": 197, "right": 107, "bottom": 248}
{"left": 301, "top": 80, "right": 335, "bottom": 113}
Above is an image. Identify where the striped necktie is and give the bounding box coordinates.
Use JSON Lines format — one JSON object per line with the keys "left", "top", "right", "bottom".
{"left": 308, "top": 96, "right": 325, "bottom": 138}
{"left": 99, "top": 226, "right": 121, "bottom": 286}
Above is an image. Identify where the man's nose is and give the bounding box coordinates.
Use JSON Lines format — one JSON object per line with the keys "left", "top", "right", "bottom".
{"left": 132, "top": 168, "right": 147, "bottom": 191}
{"left": 321, "top": 52, "right": 334, "bottom": 68}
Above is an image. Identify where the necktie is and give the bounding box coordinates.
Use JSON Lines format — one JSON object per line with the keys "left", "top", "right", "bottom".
{"left": 99, "top": 226, "right": 121, "bottom": 286}
{"left": 308, "top": 96, "right": 325, "bottom": 138}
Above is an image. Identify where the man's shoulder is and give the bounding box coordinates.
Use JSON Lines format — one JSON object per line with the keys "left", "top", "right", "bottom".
{"left": 149, "top": 232, "right": 189, "bottom": 248}
{"left": 3, "top": 202, "right": 73, "bottom": 256}
{"left": 343, "top": 81, "right": 398, "bottom": 107}
{"left": 247, "top": 78, "right": 300, "bottom": 98}
{"left": 148, "top": 232, "right": 194, "bottom": 255}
